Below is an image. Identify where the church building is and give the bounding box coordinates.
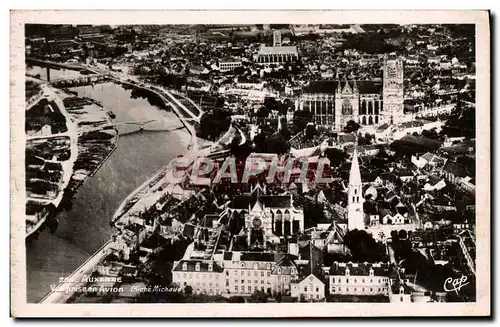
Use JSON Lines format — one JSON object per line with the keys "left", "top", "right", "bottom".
{"left": 298, "top": 54, "right": 404, "bottom": 130}
{"left": 347, "top": 148, "right": 365, "bottom": 231}
{"left": 227, "top": 183, "right": 305, "bottom": 247}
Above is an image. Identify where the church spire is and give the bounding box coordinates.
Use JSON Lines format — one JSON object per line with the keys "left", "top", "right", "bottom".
{"left": 349, "top": 146, "right": 362, "bottom": 187}
{"left": 343, "top": 76, "right": 352, "bottom": 93}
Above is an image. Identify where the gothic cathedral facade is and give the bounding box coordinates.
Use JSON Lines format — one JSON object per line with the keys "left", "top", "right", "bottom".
{"left": 299, "top": 54, "right": 404, "bottom": 130}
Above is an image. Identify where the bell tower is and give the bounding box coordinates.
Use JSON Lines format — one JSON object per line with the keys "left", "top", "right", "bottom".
{"left": 382, "top": 54, "right": 404, "bottom": 125}
{"left": 347, "top": 147, "right": 364, "bottom": 231}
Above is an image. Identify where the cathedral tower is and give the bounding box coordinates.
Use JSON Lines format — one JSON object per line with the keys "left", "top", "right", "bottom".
{"left": 273, "top": 30, "right": 282, "bottom": 47}
{"left": 347, "top": 147, "right": 364, "bottom": 231}
{"left": 382, "top": 54, "right": 404, "bottom": 125}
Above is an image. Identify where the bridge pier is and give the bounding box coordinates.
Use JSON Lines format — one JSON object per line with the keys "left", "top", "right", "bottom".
{"left": 47, "top": 67, "right": 50, "bottom": 82}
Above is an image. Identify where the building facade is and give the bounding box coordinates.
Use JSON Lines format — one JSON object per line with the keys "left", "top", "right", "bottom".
{"left": 298, "top": 55, "right": 404, "bottom": 130}
{"left": 227, "top": 186, "right": 305, "bottom": 243}
{"left": 255, "top": 45, "right": 298, "bottom": 66}
{"left": 219, "top": 60, "right": 243, "bottom": 73}
{"left": 328, "top": 262, "right": 390, "bottom": 296}
{"left": 171, "top": 260, "right": 224, "bottom": 295}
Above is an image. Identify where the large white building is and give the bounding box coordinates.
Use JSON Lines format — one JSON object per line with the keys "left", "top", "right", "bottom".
{"left": 171, "top": 260, "right": 224, "bottom": 295}
{"left": 218, "top": 59, "right": 243, "bottom": 73}
{"left": 328, "top": 262, "right": 390, "bottom": 296}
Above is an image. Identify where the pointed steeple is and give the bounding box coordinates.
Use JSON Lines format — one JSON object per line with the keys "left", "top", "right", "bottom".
{"left": 343, "top": 76, "right": 352, "bottom": 93}
{"left": 251, "top": 198, "right": 264, "bottom": 213}
{"left": 349, "top": 147, "right": 362, "bottom": 186}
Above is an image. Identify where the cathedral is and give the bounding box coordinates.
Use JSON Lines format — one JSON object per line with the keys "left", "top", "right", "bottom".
{"left": 298, "top": 54, "right": 404, "bottom": 130}
{"left": 227, "top": 183, "right": 305, "bottom": 247}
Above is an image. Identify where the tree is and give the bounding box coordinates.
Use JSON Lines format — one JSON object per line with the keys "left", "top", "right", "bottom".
{"left": 304, "top": 202, "right": 326, "bottom": 229}
{"left": 197, "top": 109, "right": 231, "bottom": 141}
{"left": 422, "top": 128, "right": 440, "bottom": 140}
{"left": 344, "top": 229, "right": 386, "bottom": 262}
{"left": 324, "top": 148, "right": 349, "bottom": 169}
{"left": 293, "top": 110, "right": 313, "bottom": 131}
{"left": 305, "top": 124, "right": 316, "bottom": 140}
{"left": 256, "top": 106, "right": 270, "bottom": 118}
{"left": 184, "top": 285, "right": 193, "bottom": 295}
{"left": 248, "top": 290, "right": 268, "bottom": 303}
{"left": 358, "top": 132, "right": 374, "bottom": 146}
{"left": 344, "top": 120, "right": 361, "bottom": 133}
{"left": 254, "top": 133, "right": 290, "bottom": 154}
{"left": 398, "top": 229, "right": 408, "bottom": 239}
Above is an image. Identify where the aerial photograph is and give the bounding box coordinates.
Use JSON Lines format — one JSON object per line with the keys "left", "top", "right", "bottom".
{"left": 23, "top": 23, "right": 476, "bottom": 304}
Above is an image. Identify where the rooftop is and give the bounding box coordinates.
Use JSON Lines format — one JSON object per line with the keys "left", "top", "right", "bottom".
{"left": 257, "top": 45, "right": 298, "bottom": 55}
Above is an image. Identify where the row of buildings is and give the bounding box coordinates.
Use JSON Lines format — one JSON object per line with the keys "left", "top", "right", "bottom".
{"left": 172, "top": 244, "right": 392, "bottom": 301}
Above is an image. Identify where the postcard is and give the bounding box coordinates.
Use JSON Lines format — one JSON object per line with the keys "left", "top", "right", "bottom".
{"left": 10, "top": 10, "right": 490, "bottom": 317}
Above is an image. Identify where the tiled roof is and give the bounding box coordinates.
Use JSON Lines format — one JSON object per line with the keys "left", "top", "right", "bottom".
{"left": 230, "top": 195, "right": 292, "bottom": 209}
{"left": 442, "top": 160, "right": 470, "bottom": 178}
{"left": 240, "top": 251, "right": 277, "bottom": 262}
{"left": 328, "top": 262, "right": 390, "bottom": 276}
{"left": 172, "top": 260, "right": 224, "bottom": 273}
{"left": 303, "top": 80, "right": 382, "bottom": 95}
{"left": 297, "top": 242, "right": 325, "bottom": 282}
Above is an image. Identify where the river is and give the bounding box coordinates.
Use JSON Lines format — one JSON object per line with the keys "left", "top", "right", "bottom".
{"left": 26, "top": 80, "right": 190, "bottom": 302}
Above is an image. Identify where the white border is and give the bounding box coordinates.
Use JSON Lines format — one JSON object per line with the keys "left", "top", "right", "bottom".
{"left": 10, "top": 10, "right": 490, "bottom": 317}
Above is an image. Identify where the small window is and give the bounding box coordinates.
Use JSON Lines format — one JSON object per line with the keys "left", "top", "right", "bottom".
{"left": 278, "top": 268, "right": 282, "bottom": 274}
{"left": 241, "top": 279, "right": 245, "bottom": 284}
{"left": 304, "top": 286, "right": 308, "bottom": 292}
{"left": 182, "top": 262, "right": 188, "bottom": 271}
{"left": 208, "top": 263, "right": 213, "bottom": 272}
{"left": 261, "top": 271, "right": 264, "bottom": 277}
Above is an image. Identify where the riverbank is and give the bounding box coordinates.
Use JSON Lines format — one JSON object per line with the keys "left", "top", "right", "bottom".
{"left": 26, "top": 81, "right": 191, "bottom": 303}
